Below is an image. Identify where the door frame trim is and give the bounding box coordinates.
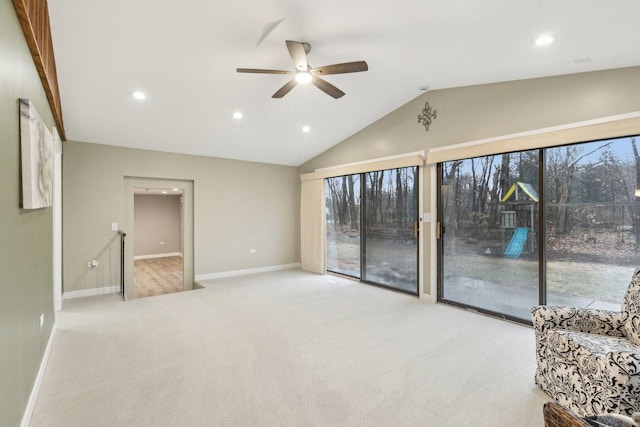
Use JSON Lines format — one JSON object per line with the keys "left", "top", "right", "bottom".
{"left": 123, "top": 177, "right": 194, "bottom": 300}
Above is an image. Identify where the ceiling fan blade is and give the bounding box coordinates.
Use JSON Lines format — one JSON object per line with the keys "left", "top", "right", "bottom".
{"left": 236, "top": 68, "right": 294, "bottom": 75}
{"left": 285, "top": 40, "right": 308, "bottom": 71}
{"left": 272, "top": 79, "right": 297, "bottom": 98}
{"left": 311, "top": 76, "right": 345, "bottom": 99}
{"left": 312, "top": 61, "right": 369, "bottom": 75}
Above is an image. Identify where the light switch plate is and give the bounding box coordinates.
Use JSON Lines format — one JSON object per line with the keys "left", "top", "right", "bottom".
{"left": 111, "top": 223, "right": 118, "bottom": 231}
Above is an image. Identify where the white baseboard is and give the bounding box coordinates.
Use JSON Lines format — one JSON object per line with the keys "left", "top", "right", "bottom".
{"left": 63, "top": 285, "right": 119, "bottom": 300}
{"left": 195, "top": 263, "right": 301, "bottom": 281}
{"left": 134, "top": 252, "right": 182, "bottom": 260}
{"left": 21, "top": 323, "right": 57, "bottom": 427}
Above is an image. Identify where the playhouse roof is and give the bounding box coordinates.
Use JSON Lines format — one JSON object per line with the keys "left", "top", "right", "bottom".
{"left": 501, "top": 182, "right": 539, "bottom": 203}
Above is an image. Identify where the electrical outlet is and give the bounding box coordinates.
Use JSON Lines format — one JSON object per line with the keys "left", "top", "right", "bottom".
{"left": 40, "top": 313, "right": 44, "bottom": 328}
{"left": 89, "top": 260, "right": 99, "bottom": 268}
{"left": 249, "top": 249, "right": 257, "bottom": 254}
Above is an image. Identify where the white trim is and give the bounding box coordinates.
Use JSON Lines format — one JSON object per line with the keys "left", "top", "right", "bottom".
{"left": 21, "top": 324, "right": 57, "bottom": 427}
{"left": 302, "top": 154, "right": 425, "bottom": 182}
{"left": 63, "top": 285, "right": 119, "bottom": 300}
{"left": 52, "top": 128, "right": 62, "bottom": 313}
{"left": 315, "top": 150, "right": 426, "bottom": 172}
{"left": 195, "top": 263, "right": 301, "bottom": 282}
{"left": 134, "top": 252, "right": 182, "bottom": 260}
{"left": 428, "top": 111, "right": 640, "bottom": 154}
{"left": 420, "top": 294, "right": 435, "bottom": 303}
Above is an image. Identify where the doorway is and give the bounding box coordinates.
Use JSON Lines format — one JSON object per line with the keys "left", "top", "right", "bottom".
{"left": 123, "top": 178, "right": 194, "bottom": 300}
{"left": 133, "top": 188, "right": 184, "bottom": 298}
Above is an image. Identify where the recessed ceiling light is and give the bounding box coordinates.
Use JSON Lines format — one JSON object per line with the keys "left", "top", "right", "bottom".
{"left": 131, "top": 90, "right": 146, "bottom": 100}
{"left": 535, "top": 35, "right": 554, "bottom": 46}
{"left": 295, "top": 72, "right": 312, "bottom": 84}
{"left": 302, "top": 125, "right": 311, "bottom": 133}
{"left": 161, "top": 191, "right": 167, "bottom": 194}
{"left": 172, "top": 188, "right": 179, "bottom": 191}
{"left": 233, "top": 111, "right": 243, "bottom": 119}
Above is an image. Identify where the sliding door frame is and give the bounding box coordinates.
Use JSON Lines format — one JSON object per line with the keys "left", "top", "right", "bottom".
{"left": 436, "top": 154, "right": 544, "bottom": 324}
{"left": 437, "top": 136, "right": 640, "bottom": 324}
{"left": 326, "top": 166, "right": 420, "bottom": 296}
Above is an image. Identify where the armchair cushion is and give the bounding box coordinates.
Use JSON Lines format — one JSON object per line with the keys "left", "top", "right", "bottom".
{"left": 549, "top": 330, "right": 640, "bottom": 358}
{"left": 621, "top": 268, "right": 640, "bottom": 346}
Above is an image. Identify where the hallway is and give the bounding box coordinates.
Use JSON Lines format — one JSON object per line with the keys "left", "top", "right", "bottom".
{"left": 134, "top": 256, "right": 183, "bottom": 298}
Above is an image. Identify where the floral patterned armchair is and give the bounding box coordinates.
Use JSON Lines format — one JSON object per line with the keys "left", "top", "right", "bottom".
{"left": 532, "top": 268, "right": 640, "bottom": 417}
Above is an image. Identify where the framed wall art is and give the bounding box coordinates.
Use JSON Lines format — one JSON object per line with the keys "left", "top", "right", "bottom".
{"left": 19, "top": 98, "right": 53, "bottom": 209}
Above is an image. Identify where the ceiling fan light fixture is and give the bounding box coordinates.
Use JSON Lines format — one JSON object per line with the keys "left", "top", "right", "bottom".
{"left": 295, "top": 71, "right": 312, "bottom": 84}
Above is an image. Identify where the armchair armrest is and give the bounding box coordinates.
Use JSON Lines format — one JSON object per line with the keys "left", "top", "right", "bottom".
{"left": 532, "top": 305, "right": 625, "bottom": 337}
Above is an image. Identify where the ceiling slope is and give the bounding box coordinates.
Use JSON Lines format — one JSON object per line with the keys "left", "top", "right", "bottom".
{"left": 48, "top": 0, "right": 640, "bottom": 166}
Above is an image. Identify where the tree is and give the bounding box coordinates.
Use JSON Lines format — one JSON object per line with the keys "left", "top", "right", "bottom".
{"left": 546, "top": 142, "right": 613, "bottom": 234}
{"left": 347, "top": 175, "right": 358, "bottom": 230}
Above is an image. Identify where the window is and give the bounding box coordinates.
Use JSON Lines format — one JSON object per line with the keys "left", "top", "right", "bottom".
{"left": 326, "top": 167, "right": 419, "bottom": 294}
{"left": 545, "top": 137, "right": 640, "bottom": 309}
{"left": 439, "top": 151, "right": 540, "bottom": 320}
{"left": 438, "top": 136, "right": 639, "bottom": 322}
{"left": 326, "top": 174, "right": 361, "bottom": 278}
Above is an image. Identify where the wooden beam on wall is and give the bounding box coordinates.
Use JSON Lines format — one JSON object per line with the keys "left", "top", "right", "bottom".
{"left": 12, "top": 0, "right": 65, "bottom": 140}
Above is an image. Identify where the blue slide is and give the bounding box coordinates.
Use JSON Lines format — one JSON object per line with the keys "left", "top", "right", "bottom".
{"left": 504, "top": 227, "right": 528, "bottom": 258}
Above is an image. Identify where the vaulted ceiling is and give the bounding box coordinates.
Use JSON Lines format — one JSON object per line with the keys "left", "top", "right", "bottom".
{"left": 48, "top": 0, "right": 640, "bottom": 166}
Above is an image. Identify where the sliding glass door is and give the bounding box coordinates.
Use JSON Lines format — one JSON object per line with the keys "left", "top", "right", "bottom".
{"left": 363, "top": 168, "right": 418, "bottom": 292}
{"left": 438, "top": 135, "right": 639, "bottom": 322}
{"left": 545, "top": 137, "right": 639, "bottom": 310}
{"left": 439, "top": 152, "right": 540, "bottom": 320}
{"left": 326, "top": 174, "right": 361, "bottom": 278}
{"left": 326, "top": 167, "right": 419, "bottom": 294}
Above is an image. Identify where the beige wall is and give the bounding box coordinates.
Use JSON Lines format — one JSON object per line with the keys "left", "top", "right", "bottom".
{"left": 134, "top": 194, "right": 182, "bottom": 257}
{"left": 300, "top": 66, "right": 640, "bottom": 297}
{"left": 0, "top": 1, "right": 56, "bottom": 425}
{"left": 63, "top": 141, "right": 300, "bottom": 292}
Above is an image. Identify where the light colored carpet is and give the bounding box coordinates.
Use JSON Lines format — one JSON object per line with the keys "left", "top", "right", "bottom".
{"left": 134, "top": 256, "right": 183, "bottom": 298}
{"left": 30, "top": 270, "right": 549, "bottom": 426}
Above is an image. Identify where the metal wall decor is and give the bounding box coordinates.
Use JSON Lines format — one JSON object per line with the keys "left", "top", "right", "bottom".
{"left": 418, "top": 101, "right": 437, "bottom": 132}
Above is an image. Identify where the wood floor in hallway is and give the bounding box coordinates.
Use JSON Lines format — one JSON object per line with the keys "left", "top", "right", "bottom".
{"left": 134, "top": 255, "right": 183, "bottom": 298}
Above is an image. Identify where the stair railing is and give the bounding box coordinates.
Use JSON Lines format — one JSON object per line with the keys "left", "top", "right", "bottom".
{"left": 119, "top": 231, "right": 126, "bottom": 300}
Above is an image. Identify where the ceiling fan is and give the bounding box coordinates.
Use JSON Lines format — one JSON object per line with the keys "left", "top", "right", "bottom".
{"left": 237, "top": 40, "right": 368, "bottom": 99}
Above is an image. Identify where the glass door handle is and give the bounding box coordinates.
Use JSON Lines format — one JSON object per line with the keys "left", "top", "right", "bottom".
{"left": 414, "top": 221, "right": 418, "bottom": 238}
